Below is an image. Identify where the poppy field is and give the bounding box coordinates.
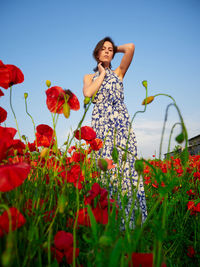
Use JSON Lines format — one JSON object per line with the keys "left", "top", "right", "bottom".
{"left": 0, "top": 60, "right": 200, "bottom": 266}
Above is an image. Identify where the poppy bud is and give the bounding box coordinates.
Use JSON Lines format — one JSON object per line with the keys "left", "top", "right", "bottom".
{"left": 142, "top": 80, "right": 148, "bottom": 89}
{"left": 84, "top": 96, "right": 90, "bottom": 105}
{"left": 142, "top": 96, "right": 154, "bottom": 105}
{"left": 111, "top": 147, "right": 119, "bottom": 163}
{"left": 40, "top": 147, "right": 49, "bottom": 158}
{"left": 24, "top": 92, "right": 28, "bottom": 99}
{"left": 98, "top": 158, "right": 108, "bottom": 171}
{"left": 46, "top": 80, "right": 51, "bottom": 88}
{"left": 99, "top": 235, "right": 112, "bottom": 247}
{"left": 134, "top": 159, "right": 144, "bottom": 174}
{"left": 63, "top": 103, "right": 70, "bottom": 118}
{"left": 175, "top": 132, "right": 185, "bottom": 143}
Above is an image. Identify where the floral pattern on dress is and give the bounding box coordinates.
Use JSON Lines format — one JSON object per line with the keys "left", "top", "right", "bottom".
{"left": 91, "top": 68, "right": 147, "bottom": 228}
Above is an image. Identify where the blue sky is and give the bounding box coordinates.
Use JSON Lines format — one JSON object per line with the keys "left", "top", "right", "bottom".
{"left": 1, "top": 0, "right": 200, "bottom": 158}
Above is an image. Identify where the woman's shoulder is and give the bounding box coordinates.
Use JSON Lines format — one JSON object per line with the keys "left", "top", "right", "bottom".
{"left": 83, "top": 73, "right": 96, "bottom": 81}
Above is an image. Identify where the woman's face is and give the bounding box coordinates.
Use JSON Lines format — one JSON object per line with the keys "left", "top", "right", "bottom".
{"left": 98, "top": 41, "right": 114, "bottom": 65}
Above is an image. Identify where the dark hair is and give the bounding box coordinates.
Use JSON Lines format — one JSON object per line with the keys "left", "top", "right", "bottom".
{"left": 93, "top": 36, "right": 117, "bottom": 72}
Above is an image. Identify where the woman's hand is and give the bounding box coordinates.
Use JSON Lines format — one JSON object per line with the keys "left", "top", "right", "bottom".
{"left": 98, "top": 62, "right": 106, "bottom": 75}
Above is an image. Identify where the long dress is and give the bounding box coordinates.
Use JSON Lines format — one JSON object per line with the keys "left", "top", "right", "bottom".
{"left": 91, "top": 68, "right": 147, "bottom": 228}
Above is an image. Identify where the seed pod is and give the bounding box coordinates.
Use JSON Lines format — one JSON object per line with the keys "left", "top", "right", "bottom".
{"left": 63, "top": 103, "right": 70, "bottom": 118}
{"left": 142, "top": 96, "right": 154, "bottom": 105}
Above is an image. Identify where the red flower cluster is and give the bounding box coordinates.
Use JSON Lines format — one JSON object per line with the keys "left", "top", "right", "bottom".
{"left": 187, "top": 200, "right": 200, "bottom": 215}
{"left": 51, "top": 231, "right": 79, "bottom": 264}
{"left": 0, "top": 60, "right": 24, "bottom": 89}
{"left": 0, "top": 207, "right": 26, "bottom": 237}
{"left": 46, "top": 86, "right": 80, "bottom": 113}
{"left": 75, "top": 183, "right": 118, "bottom": 226}
{"left": 0, "top": 126, "right": 31, "bottom": 192}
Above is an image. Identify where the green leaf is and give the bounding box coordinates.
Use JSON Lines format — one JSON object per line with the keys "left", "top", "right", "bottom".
{"left": 108, "top": 237, "right": 123, "bottom": 267}
{"left": 87, "top": 205, "right": 98, "bottom": 244}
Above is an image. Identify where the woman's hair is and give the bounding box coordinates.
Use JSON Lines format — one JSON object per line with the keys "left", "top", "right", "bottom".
{"left": 93, "top": 36, "right": 117, "bottom": 72}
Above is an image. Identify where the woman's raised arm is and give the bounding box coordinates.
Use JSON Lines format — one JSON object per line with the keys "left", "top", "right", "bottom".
{"left": 115, "top": 43, "right": 135, "bottom": 80}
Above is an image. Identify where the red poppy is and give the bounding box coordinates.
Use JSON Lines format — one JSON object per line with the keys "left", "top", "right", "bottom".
{"left": 0, "top": 207, "right": 26, "bottom": 236}
{"left": 66, "top": 90, "right": 80, "bottom": 110}
{"left": 71, "top": 151, "right": 85, "bottom": 163}
{"left": 0, "top": 125, "right": 17, "bottom": 140}
{"left": 65, "top": 164, "right": 85, "bottom": 189}
{"left": 187, "top": 246, "right": 195, "bottom": 258}
{"left": 53, "top": 231, "right": 79, "bottom": 265}
{"left": 36, "top": 124, "right": 54, "bottom": 147}
{"left": 46, "top": 86, "right": 65, "bottom": 113}
{"left": 0, "top": 60, "right": 24, "bottom": 89}
{"left": 46, "top": 87, "right": 80, "bottom": 113}
{"left": 76, "top": 207, "right": 91, "bottom": 227}
{"left": 0, "top": 89, "right": 4, "bottom": 97}
{"left": 88, "top": 138, "right": 103, "bottom": 151}
{"left": 74, "top": 126, "right": 96, "bottom": 141}
{"left": 0, "top": 106, "right": 7, "bottom": 123}
{"left": 129, "top": 252, "right": 153, "bottom": 267}
{"left": 0, "top": 162, "right": 31, "bottom": 192}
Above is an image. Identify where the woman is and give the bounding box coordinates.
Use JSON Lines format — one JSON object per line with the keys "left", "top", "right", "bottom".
{"left": 83, "top": 37, "right": 147, "bottom": 229}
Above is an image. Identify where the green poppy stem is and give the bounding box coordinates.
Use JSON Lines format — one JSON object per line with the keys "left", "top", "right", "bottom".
{"left": 9, "top": 86, "right": 21, "bottom": 140}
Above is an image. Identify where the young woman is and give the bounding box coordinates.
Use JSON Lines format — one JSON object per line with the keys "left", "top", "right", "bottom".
{"left": 83, "top": 37, "right": 147, "bottom": 229}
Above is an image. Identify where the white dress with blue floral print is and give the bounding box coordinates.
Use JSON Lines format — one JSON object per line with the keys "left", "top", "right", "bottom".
{"left": 91, "top": 68, "right": 147, "bottom": 228}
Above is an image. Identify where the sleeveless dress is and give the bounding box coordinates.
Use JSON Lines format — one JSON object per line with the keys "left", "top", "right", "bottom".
{"left": 91, "top": 68, "right": 147, "bottom": 228}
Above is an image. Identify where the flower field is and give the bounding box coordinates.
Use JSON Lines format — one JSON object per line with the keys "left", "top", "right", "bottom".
{"left": 0, "top": 60, "right": 200, "bottom": 266}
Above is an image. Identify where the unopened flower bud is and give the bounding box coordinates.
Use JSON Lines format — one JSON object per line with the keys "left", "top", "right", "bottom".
{"left": 40, "top": 147, "right": 49, "bottom": 158}
{"left": 63, "top": 103, "right": 70, "bottom": 118}
{"left": 142, "top": 96, "right": 154, "bottom": 105}
{"left": 84, "top": 96, "right": 90, "bottom": 105}
{"left": 24, "top": 93, "right": 28, "bottom": 99}
{"left": 134, "top": 159, "right": 144, "bottom": 174}
{"left": 175, "top": 132, "right": 185, "bottom": 144}
{"left": 98, "top": 158, "right": 108, "bottom": 171}
{"left": 142, "top": 80, "right": 148, "bottom": 89}
{"left": 46, "top": 80, "right": 51, "bottom": 88}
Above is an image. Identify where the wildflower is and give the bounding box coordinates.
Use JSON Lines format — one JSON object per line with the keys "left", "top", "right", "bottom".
{"left": 129, "top": 252, "right": 153, "bottom": 267}
{"left": 53, "top": 231, "right": 79, "bottom": 264}
{"left": 0, "top": 89, "right": 4, "bottom": 97}
{"left": 187, "top": 246, "right": 195, "bottom": 258}
{"left": 0, "top": 106, "right": 7, "bottom": 123}
{"left": 141, "top": 96, "right": 154, "bottom": 105}
{"left": 88, "top": 138, "right": 103, "bottom": 151}
{"left": 0, "top": 60, "right": 24, "bottom": 89}
{"left": 0, "top": 207, "right": 26, "bottom": 236}
{"left": 0, "top": 162, "right": 31, "bottom": 192}
{"left": 36, "top": 124, "right": 55, "bottom": 147}
{"left": 74, "top": 126, "right": 96, "bottom": 141}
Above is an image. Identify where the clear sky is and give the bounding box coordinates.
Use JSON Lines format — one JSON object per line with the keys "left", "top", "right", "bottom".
{"left": 1, "top": 0, "right": 200, "bottom": 158}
